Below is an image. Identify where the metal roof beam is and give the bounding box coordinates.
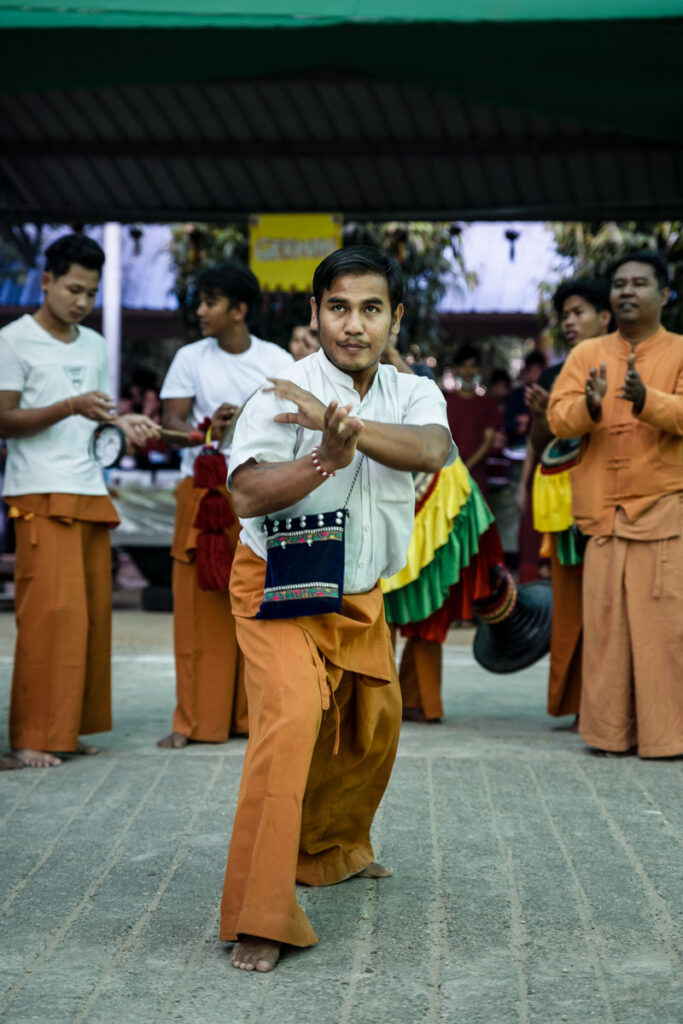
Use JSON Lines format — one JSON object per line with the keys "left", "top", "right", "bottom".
{"left": 0, "top": 136, "right": 675, "bottom": 160}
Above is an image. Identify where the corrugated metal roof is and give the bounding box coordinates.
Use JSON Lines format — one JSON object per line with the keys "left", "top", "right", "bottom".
{"left": 1, "top": 75, "right": 681, "bottom": 224}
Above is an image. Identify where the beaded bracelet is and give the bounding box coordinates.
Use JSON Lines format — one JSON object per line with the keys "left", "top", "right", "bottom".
{"left": 311, "top": 445, "right": 336, "bottom": 478}
{"left": 67, "top": 397, "right": 75, "bottom": 416}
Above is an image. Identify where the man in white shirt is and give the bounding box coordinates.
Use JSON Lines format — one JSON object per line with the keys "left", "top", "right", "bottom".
{"left": 220, "top": 246, "right": 454, "bottom": 972}
{"left": 157, "top": 262, "right": 293, "bottom": 750}
{"left": 0, "top": 233, "right": 159, "bottom": 769}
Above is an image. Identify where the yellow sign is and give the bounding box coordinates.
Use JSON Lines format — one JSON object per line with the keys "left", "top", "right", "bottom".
{"left": 250, "top": 213, "right": 342, "bottom": 291}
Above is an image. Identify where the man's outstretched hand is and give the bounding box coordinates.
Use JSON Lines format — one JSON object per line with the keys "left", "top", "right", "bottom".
{"left": 618, "top": 354, "right": 646, "bottom": 413}
{"left": 316, "top": 400, "right": 364, "bottom": 473}
{"left": 118, "top": 414, "right": 162, "bottom": 445}
{"left": 268, "top": 378, "right": 327, "bottom": 431}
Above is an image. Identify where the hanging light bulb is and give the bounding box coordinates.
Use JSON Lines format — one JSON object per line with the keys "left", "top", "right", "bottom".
{"left": 505, "top": 229, "right": 520, "bottom": 261}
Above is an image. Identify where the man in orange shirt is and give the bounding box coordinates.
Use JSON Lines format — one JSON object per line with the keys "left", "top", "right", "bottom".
{"left": 547, "top": 251, "right": 683, "bottom": 758}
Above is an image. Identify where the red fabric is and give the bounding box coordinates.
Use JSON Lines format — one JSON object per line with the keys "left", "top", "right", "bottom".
{"left": 194, "top": 490, "right": 235, "bottom": 532}
{"left": 400, "top": 524, "right": 505, "bottom": 644}
{"left": 445, "top": 393, "right": 500, "bottom": 496}
{"left": 518, "top": 454, "right": 543, "bottom": 583}
{"left": 195, "top": 533, "right": 234, "bottom": 590}
{"left": 193, "top": 449, "right": 228, "bottom": 489}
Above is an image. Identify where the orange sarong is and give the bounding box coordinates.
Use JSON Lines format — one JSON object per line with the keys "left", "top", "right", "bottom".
{"left": 169, "top": 476, "right": 247, "bottom": 741}
{"left": 398, "top": 636, "right": 443, "bottom": 720}
{"left": 219, "top": 542, "right": 401, "bottom": 948}
{"left": 580, "top": 496, "right": 683, "bottom": 758}
{"left": 9, "top": 493, "right": 118, "bottom": 752}
{"left": 546, "top": 534, "right": 583, "bottom": 717}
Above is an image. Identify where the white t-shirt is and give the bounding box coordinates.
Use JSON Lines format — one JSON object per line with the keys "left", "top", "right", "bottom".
{"left": 230, "top": 349, "right": 457, "bottom": 594}
{"left": 159, "top": 334, "right": 294, "bottom": 477}
{"left": 0, "top": 314, "right": 110, "bottom": 497}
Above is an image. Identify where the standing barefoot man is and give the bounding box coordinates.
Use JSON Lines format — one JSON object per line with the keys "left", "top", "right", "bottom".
{"left": 0, "top": 233, "right": 159, "bottom": 768}
{"left": 156, "top": 262, "right": 293, "bottom": 750}
{"left": 220, "top": 246, "right": 454, "bottom": 970}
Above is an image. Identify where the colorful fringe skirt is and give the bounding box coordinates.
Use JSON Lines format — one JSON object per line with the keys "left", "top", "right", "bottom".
{"left": 382, "top": 457, "right": 504, "bottom": 644}
{"left": 532, "top": 464, "right": 584, "bottom": 567}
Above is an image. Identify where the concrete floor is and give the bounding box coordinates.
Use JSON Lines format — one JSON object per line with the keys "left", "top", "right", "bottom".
{"left": 0, "top": 605, "right": 681, "bottom": 1024}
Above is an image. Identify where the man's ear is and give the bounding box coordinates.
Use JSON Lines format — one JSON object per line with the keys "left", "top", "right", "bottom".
{"left": 598, "top": 309, "right": 612, "bottom": 332}
{"left": 40, "top": 271, "right": 52, "bottom": 292}
{"left": 660, "top": 287, "right": 671, "bottom": 310}
{"left": 310, "top": 296, "right": 319, "bottom": 330}
{"left": 390, "top": 302, "right": 404, "bottom": 337}
{"left": 230, "top": 300, "right": 249, "bottom": 323}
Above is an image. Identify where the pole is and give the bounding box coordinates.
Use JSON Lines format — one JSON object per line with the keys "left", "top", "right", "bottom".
{"left": 102, "top": 222, "right": 122, "bottom": 401}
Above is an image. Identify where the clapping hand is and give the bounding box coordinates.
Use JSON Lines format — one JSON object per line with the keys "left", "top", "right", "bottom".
{"left": 585, "top": 363, "right": 607, "bottom": 416}
{"left": 525, "top": 383, "right": 550, "bottom": 416}
{"left": 618, "top": 354, "right": 646, "bottom": 413}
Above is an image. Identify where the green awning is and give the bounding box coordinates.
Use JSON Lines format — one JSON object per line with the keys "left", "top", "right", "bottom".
{"left": 1, "top": 3, "right": 681, "bottom": 222}
{"left": 1, "top": 1, "right": 682, "bottom": 28}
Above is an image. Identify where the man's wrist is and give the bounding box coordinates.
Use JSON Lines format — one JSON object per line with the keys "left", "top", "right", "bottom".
{"left": 311, "top": 445, "right": 336, "bottom": 478}
{"left": 586, "top": 396, "right": 602, "bottom": 422}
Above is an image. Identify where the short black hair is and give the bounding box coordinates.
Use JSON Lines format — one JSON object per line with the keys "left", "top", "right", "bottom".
{"left": 489, "top": 368, "right": 511, "bottom": 387}
{"left": 610, "top": 250, "right": 670, "bottom": 290}
{"left": 313, "top": 246, "right": 404, "bottom": 312}
{"left": 524, "top": 350, "right": 547, "bottom": 369}
{"left": 553, "top": 278, "right": 611, "bottom": 317}
{"left": 44, "top": 233, "right": 105, "bottom": 279}
{"left": 197, "top": 260, "right": 261, "bottom": 311}
{"left": 454, "top": 343, "right": 481, "bottom": 366}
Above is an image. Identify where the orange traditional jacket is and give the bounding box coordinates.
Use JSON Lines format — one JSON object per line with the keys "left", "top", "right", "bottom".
{"left": 547, "top": 328, "right": 683, "bottom": 536}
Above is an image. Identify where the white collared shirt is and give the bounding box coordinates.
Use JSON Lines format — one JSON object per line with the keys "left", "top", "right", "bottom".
{"left": 229, "top": 349, "right": 456, "bottom": 594}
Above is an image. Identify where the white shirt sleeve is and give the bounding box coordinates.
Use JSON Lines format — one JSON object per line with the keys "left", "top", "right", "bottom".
{"left": 0, "top": 336, "right": 25, "bottom": 392}
{"left": 400, "top": 375, "right": 450, "bottom": 428}
{"left": 399, "top": 375, "right": 457, "bottom": 465}
{"left": 160, "top": 346, "right": 196, "bottom": 399}
{"left": 227, "top": 389, "right": 300, "bottom": 487}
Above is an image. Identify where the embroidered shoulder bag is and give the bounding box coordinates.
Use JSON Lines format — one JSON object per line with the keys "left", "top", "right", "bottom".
{"left": 256, "top": 457, "right": 364, "bottom": 619}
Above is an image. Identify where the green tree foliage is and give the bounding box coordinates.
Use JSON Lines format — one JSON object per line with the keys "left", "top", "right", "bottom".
{"left": 542, "top": 221, "right": 683, "bottom": 336}
{"left": 170, "top": 220, "right": 473, "bottom": 353}
{"left": 342, "top": 221, "right": 475, "bottom": 356}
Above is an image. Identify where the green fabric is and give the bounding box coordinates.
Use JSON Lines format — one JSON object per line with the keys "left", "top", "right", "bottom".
{"left": 556, "top": 527, "right": 585, "bottom": 567}
{"left": 384, "top": 483, "right": 494, "bottom": 626}
{"left": 1, "top": 18, "right": 681, "bottom": 143}
{"left": 2, "top": 1, "right": 680, "bottom": 28}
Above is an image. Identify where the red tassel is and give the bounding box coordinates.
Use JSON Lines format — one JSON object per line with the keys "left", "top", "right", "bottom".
{"left": 194, "top": 490, "right": 234, "bottom": 532}
{"left": 193, "top": 448, "right": 228, "bottom": 489}
{"left": 195, "top": 533, "right": 234, "bottom": 590}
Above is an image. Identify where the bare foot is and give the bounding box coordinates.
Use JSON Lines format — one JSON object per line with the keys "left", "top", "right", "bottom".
{"left": 589, "top": 746, "right": 638, "bottom": 758}
{"left": 231, "top": 935, "right": 281, "bottom": 972}
{"left": 358, "top": 861, "right": 393, "bottom": 878}
{"left": 0, "top": 754, "right": 23, "bottom": 770}
{"left": 12, "top": 749, "right": 62, "bottom": 768}
{"left": 75, "top": 740, "right": 100, "bottom": 756}
{"left": 157, "top": 732, "right": 189, "bottom": 749}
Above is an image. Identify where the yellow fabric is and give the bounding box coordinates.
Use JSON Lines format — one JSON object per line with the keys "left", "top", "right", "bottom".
{"left": 532, "top": 465, "right": 574, "bottom": 533}
{"left": 381, "top": 458, "right": 471, "bottom": 594}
